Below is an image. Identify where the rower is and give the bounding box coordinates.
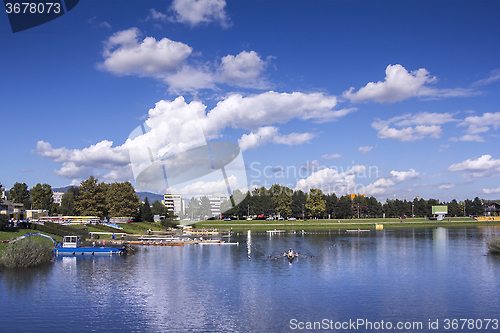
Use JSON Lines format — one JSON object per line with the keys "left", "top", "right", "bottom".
{"left": 288, "top": 248, "right": 294, "bottom": 257}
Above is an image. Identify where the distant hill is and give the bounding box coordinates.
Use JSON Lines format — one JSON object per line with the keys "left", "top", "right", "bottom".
{"left": 136, "top": 192, "right": 163, "bottom": 203}
{"left": 52, "top": 186, "right": 77, "bottom": 193}
{"left": 53, "top": 186, "right": 163, "bottom": 203}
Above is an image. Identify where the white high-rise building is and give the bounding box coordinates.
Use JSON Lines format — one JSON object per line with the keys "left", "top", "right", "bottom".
{"left": 162, "top": 194, "right": 184, "bottom": 215}
{"left": 53, "top": 192, "right": 64, "bottom": 206}
{"left": 208, "top": 193, "right": 227, "bottom": 217}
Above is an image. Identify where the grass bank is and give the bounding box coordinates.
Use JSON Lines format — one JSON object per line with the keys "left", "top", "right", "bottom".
{"left": 0, "top": 237, "right": 54, "bottom": 268}
{"left": 194, "top": 217, "right": 500, "bottom": 232}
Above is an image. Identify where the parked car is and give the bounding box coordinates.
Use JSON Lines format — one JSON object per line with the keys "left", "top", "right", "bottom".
{"left": 287, "top": 217, "right": 297, "bottom": 221}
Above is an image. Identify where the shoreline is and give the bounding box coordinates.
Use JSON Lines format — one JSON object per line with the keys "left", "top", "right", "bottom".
{"left": 194, "top": 218, "right": 500, "bottom": 231}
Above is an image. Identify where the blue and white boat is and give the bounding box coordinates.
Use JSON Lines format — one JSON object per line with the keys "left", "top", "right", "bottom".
{"left": 54, "top": 236, "right": 126, "bottom": 255}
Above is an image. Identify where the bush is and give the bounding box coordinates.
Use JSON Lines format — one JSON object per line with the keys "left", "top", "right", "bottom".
{"left": 487, "top": 238, "right": 500, "bottom": 254}
{"left": 0, "top": 238, "right": 53, "bottom": 268}
{"left": 0, "top": 214, "right": 9, "bottom": 231}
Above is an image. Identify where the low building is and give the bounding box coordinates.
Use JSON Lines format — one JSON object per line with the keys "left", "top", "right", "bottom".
{"left": 0, "top": 200, "right": 25, "bottom": 220}
{"left": 25, "top": 209, "right": 49, "bottom": 221}
{"left": 484, "top": 202, "right": 500, "bottom": 214}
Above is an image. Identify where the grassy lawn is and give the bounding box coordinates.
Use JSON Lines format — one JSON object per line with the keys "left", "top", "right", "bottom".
{"left": 0, "top": 229, "right": 62, "bottom": 253}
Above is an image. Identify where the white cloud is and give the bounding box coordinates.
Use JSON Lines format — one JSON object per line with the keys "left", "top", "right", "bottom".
{"left": 343, "top": 64, "right": 475, "bottom": 103}
{"left": 322, "top": 153, "right": 341, "bottom": 159}
{"left": 483, "top": 187, "right": 500, "bottom": 194}
{"left": 99, "top": 28, "right": 192, "bottom": 76}
{"left": 162, "top": 65, "right": 216, "bottom": 94}
{"left": 295, "top": 166, "right": 419, "bottom": 196}
{"left": 219, "top": 51, "right": 267, "bottom": 88}
{"left": 448, "top": 154, "right": 500, "bottom": 178}
{"left": 363, "top": 178, "right": 395, "bottom": 196}
{"left": 69, "top": 179, "right": 81, "bottom": 187}
{"left": 372, "top": 112, "right": 456, "bottom": 141}
{"left": 147, "top": 9, "right": 168, "bottom": 21}
{"left": 99, "top": 30, "right": 271, "bottom": 93}
{"left": 169, "top": 0, "right": 230, "bottom": 28}
{"left": 170, "top": 175, "right": 238, "bottom": 196}
{"left": 390, "top": 169, "right": 420, "bottom": 182}
{"left": 37, "top": 140, "right": 130, "bottom": 179}
{"left": 39, "top": 92, "right": 344, "bottom": 183}
{"left": 294, "top": 165, "right": 365, "bottom": 194}
{"left": 203, "top": 91, "right": 348, "bottom": 136}
{"left": 88, "top": 16, "right": 111, "bottom": 29}
{"left": 449, "top": 134, "right": 485, "bottom": 142}
{"left": 438, "top": 184, "right": 455, "bottom": 190}
{"left": 376, "top": 125, "right": 442, "bottom": 141}
{"left": 38, "top": 97, "right": 206, "bottom": 181}
{"left": 472, "top": 69, "right": 500, "bottom": 87}
{"left": 363, "top": 169, "right": 420, "bottom": 196}
{"left": 358, "top": 146, "right": 373, "bottom": 154}
{"left": 238, "top": 126, "right": 314, "bottom": 151}
{"left": 450, "top": 112, "right": 500, "bottom": 142}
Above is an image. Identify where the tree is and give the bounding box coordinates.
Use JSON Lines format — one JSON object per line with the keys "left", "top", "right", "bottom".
{"left": 186, "top": 197, "right": 200, "bottom": 219}
{"left": 106, "top": 182, "right": 141, "bottom": 217}
{"left": 325, "top": 193, "right": 338, "bottom": 218}
{"left": 463, "top": 199, "right": 473, "bottom": 217}
{"left": 75, "top": 176, "right": 108, "bottom": 217}
{"left": 291, "top": 190, "right": 307, "bottom": 219}
{"left": 30, "top": 183, "right": 53, "bottom": 211}
{"left": 337, "top": 195, "right": 352, "bottom": 219}
{"left": 198, "top": 196, "right": 211, "bottom": 220}
{"left": 59, "top": 187, "right": 79, "bottom": 215}
{"left": 471, "top": 197, "right": 484, "bottom": 216}
{"left": 140, "top": 197, "right": 154, "bottom": 222}
{"left": 8, "top": 182, "right": 31, "bottom": 209}
{"left": 448, "top": 199, "right": 461, "bottom": 217}
{"left": 305, "top": 188, "right": 326, "bottom": 218}
{"left": 0, "top": 214, "right": 9, "bottom": 231}
{"left": 269, "top": 184, "right": 292, "bottom": 218}
{"left": 151, "top": 200, "right": 168, "bottom": 217}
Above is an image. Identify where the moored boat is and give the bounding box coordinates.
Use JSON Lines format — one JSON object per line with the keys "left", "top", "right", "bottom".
{"left": 54, "top": 236, "right": 126, "bottom": 255}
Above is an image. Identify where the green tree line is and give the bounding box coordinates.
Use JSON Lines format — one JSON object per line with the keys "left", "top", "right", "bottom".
{"left": 1, "top": 179, "right": 493, "bottom": 224}
{"left": 220, "top": 185, "right": 489, "bottom": 220}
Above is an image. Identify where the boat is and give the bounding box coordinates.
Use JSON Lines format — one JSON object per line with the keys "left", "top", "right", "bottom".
{"left": 128, "top": 240, "right": 185, "bottom": 246}
{"left": 54, "top": 236, "right": 126, "bottom": 255}
{"left": 284, "top": 249, "right": 297, "bottom": 263}
{"left": 9, "top": 233, "right": 127, "bottom": 255}
{"left": 266, "top": 229, "right": 286, "bottom": 233}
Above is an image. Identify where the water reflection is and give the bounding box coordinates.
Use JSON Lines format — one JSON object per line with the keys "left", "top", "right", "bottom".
{"left": 1, "top": 228, "right": 500, "bottom": 332}
{"left": 247, "top": 229, "right": 251, "bottom": 259}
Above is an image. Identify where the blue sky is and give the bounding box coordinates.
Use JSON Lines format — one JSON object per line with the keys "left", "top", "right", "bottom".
{"left": 1, "top": 0, "right": 500, "bottom": 202}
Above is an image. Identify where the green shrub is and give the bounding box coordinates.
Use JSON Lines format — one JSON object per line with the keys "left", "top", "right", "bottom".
{"left": 487, "top": 238, "right": 500, "bottom": 254}
{"left": 0, "top": 238, "right": 53, "bottom": 268}
{"left": 0, "top": 214, "right": 10, "bottom": 231}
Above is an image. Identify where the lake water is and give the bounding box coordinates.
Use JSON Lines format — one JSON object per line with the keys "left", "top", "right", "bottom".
{"left": 1, "top": 227, "right": 500, "bottom": 332}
